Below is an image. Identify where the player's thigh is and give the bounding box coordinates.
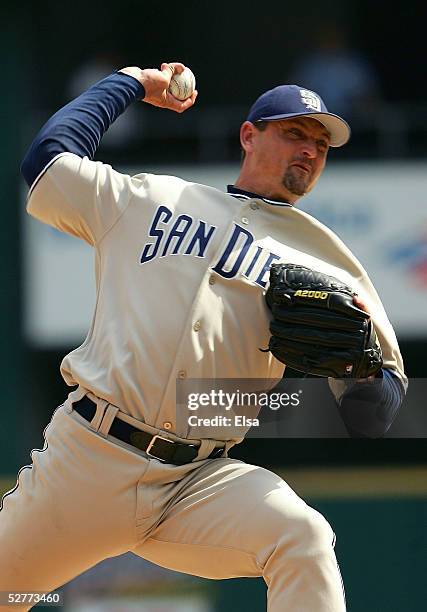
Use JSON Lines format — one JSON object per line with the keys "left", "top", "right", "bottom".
{"left": 0, "top": 405, "right": 144, "bottom": 594}
{"left": 133, "top": 458, "right": 333, "bottom": 579}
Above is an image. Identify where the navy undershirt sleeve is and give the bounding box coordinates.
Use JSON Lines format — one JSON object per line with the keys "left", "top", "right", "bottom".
{"left": 21, "top": 72, "right": 145, "bottom": 187}
{"left": 338, "top": 368, "right": 405, "bottom": 438}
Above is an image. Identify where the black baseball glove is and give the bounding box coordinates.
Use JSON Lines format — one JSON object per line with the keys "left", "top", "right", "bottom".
{"left": 264, "top": 263, "right": 383, "bottom": 378}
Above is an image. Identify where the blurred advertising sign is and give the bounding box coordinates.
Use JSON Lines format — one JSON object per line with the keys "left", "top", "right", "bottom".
{"left": 62, "top": 552, "right": 213, "bottom": 611}
{"left": 65, "top": 596, "right": 211, "bottom": 611}
{"left": 300, "top": 161, "right": 427, "bottom": 336}
{"left": 22, "top": 161, "right": 427, "bottom": 346}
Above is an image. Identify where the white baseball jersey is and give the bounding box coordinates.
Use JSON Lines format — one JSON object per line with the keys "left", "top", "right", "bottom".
{"left": 27, "top": 152, "right": 406, "bottom": 443}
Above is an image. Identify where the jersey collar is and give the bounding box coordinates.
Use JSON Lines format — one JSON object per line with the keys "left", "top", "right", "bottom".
{"left": 227, "top": 185, "right": 292, "bottom": 207}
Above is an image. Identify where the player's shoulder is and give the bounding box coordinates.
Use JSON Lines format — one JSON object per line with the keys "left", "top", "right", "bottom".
{"left": 133, "top": 171, "right": 218, "bottom": 190}
{"left": 292, "top": 206, "right": 366, "bottom": 274}
{"left": 36, "top": 154, "right": 223, "bottom": 195}
{"left": 32, "top": 154, "right": 229, "bottom": 210}
{"left": 30, "top": 152, "right": 128, "bottom": 192}
{"left": 134, "top": 171, "right": 228, "bottom": 201}
{"left": 132, "top": 171, "right": 190, "bottom": 188}
{"left": 293, "top": 206, "right": 350, "bottom": 247}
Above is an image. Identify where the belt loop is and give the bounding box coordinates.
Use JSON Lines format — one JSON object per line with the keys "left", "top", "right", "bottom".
{"left": 89, "top": 399, "right": 109, "bottom": 432}
{"left": 223, "top": 440, "right": 235, "bottom": 458}
{"left": 98, "top": 404, "right": 119, "bottom": 436}
{"left": 195, "top": 439, "right": 216, "bottom": 461}
{"left": 64, "top": 386, "right": 87, "bottom": 414}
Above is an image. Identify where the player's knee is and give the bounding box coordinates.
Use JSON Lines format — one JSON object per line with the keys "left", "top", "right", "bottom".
{"left": 260, "top": 486, "right": 336, "bottom": 558}
{"left": 279, "top": 506, "right": 336, "bottom": 558}
{"left": 261, "top": 506, "right": 337, "bottom": 579}
{"left": 301, "top": 508, "right": 335, "bottom": 552}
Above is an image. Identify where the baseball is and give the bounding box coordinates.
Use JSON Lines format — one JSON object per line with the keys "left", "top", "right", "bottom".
{"left": 168, "top": 67, "right": 196, "bottom": 100}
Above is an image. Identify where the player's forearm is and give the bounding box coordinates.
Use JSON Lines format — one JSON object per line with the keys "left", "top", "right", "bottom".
{"left": 20, "top": 72, "right": 145, "bottom": 187}
{"left": 337, "top": 369, "right": 405, "bottom": 438}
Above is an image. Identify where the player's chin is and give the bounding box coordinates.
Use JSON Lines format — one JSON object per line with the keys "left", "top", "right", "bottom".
{"left": 282, "top": 171, "right": 310, "bottom": 196}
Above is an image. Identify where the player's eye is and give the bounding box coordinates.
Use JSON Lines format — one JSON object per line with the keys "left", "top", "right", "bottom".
{"left": 287, "top": 128, "right": 303, "bottom": 138}
{"left": 317, "top": 140, "right": 329, "bottom": 152}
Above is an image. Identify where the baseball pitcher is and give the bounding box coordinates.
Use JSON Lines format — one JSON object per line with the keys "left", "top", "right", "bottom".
{"left": 0, "top": 62, "right": 407, "bottom": 611}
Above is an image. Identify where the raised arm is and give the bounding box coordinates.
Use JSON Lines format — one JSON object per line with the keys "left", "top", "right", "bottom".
{"left": 21, "top": 62, "right": 197, "bottom": 188}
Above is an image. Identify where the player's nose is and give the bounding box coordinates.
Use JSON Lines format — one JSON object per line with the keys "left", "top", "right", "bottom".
{"left": 300, "top": 138, "right": 318, "bottom": 158}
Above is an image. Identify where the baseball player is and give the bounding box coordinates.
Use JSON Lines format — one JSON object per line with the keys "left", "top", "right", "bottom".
{"left": 0, "top": 62, "right": 407, "bottom": 611}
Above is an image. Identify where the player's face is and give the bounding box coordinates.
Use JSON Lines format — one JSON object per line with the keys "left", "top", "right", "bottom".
{"left": 251, "top": 117, "right": 330, "bottom": 201}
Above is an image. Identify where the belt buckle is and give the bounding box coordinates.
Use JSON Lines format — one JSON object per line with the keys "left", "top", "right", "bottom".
{"left": 146, "top": 434, "right": 174, "bottom": 461}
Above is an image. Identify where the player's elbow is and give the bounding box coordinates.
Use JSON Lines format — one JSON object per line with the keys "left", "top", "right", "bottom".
{"left": 338, "top": 384, "right": 402, "bottom": 438}
{"left": 336, "top": 369, "right": 405, "bottom": 438}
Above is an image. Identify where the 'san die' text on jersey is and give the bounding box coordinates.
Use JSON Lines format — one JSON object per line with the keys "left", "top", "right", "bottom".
{"left": 139, "top": 204, "right": 281, "bottom": 288}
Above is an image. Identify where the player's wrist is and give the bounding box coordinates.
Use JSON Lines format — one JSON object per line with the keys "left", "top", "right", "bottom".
{"left": 118, "top": 67, "right": 146, "bottom": 92}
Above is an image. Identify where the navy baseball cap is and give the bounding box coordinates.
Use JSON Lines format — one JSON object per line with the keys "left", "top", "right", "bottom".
{"left": 247, "top": 85, "right": 351, "bottom": 147}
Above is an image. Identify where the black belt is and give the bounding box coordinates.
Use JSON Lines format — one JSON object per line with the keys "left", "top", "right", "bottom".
{"left": 72, "top": 395, "right": 224, "bottom": 465}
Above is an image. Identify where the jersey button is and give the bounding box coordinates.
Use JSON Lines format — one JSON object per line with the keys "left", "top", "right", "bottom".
{"left": 178, "top": 370, "right": 187, "bottom": 379}
{"left": 209, "top": 275, "right": 216, "bottom": 285}
{"left": 193, "top": 320, "right": 201, "bottom": 332}
{"left": 241, "top": 217, "right": 249, "bottom": 225}
{"left": 250, "top": 202, "right": 259, "bottom": 210}
{"left": 163, "top": 422, "right": 172, "bottom": 430}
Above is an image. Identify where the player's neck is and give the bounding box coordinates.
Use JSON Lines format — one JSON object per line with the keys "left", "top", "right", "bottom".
{"left": 234, "top": 172, "right": 298, "bottom": 205}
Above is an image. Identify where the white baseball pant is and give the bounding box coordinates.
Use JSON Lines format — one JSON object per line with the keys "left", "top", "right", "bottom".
{"left": 0, "top": 392, "right": 346, "bottom": 611}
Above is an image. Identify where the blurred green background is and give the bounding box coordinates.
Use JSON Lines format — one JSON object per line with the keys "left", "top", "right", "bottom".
{"left": 1, "top": 1, "right": 426, "bottom": 610}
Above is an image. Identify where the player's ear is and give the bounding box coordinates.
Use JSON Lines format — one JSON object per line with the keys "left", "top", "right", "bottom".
{"left": 240, "top": 121, "right": 257, "bottom": 155}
